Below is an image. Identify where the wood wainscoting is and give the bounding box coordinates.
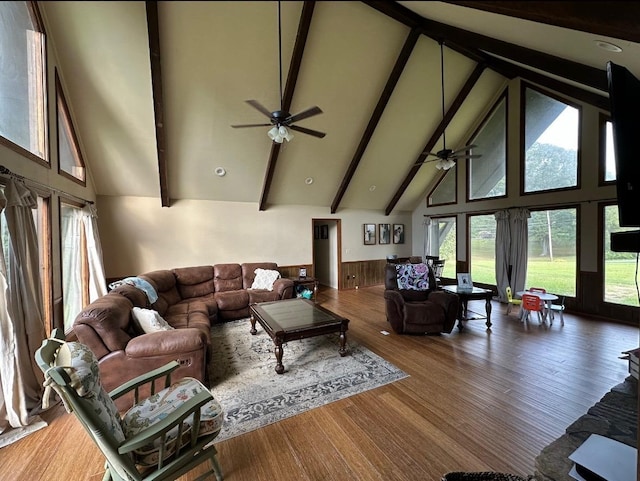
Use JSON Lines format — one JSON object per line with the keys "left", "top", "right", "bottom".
{"left": 342, "top": 259, "right": 387, "bottom": 289}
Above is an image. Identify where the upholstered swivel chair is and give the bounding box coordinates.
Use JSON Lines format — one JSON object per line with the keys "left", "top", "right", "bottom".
{"left": 384, "top": 263, "right": 459, "bottom": 334}
{"left": 36, "top": 329, "right": 224, "bottom": 481}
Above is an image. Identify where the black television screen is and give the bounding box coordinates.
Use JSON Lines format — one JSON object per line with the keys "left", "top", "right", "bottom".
{"left": 606, "top": 61, "right": 640, "bottom": 228}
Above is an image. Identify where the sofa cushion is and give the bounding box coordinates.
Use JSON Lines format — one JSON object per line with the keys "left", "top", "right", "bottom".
{"left": 241, "top": 262, "right": 278, "bottom": 289}
{"left": 173, "top": 266, "right": 215, "bottom": 299}
{"left": 250, "top": 268, "right": 281, "bottom": 290}
{"left": 132, "top": 307, "right": 174, "bottom": 333}
{"left": 141, "top": 270, "right": 180, "bottom": 316}
{"left": 214, "top": 290, "right": 249, "bottom": 311}
{"left": 214, "top": 264, "right": 243, "bottom": 292}
{"left": 164, "top": 301, "right": 212, "bottom": 341}
{"left": 110, "top": 284, "right": 149, "bottom": 308}
{"left": 248, "top": 290, "right": 282, "bottom": 304}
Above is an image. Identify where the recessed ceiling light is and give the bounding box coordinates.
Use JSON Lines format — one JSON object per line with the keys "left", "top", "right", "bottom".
{"left": 214, "top": 167, "right": 226, "bottom": 177}
{"left": 595, "top": 40, "right": 623, "bottom": 53}
{"left": 305, "top": 177, "right": 313, "bottom": 185}
{"left": 369, "top": 185, "right": 376, "bottom": 192}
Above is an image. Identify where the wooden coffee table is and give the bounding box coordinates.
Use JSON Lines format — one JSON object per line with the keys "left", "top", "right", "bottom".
{"left": 249, "top": 298, "right": 349, "bottom": 374}
{"left": 442, "top": 285, "right": 494, "bottom": 331}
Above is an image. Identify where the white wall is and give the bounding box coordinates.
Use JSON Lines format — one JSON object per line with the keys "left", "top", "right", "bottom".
{"left": 97, "top": 195, "right": 412, "bottom": 277}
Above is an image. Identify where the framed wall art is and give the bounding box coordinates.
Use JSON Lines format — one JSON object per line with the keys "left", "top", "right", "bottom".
{"left": 379, "top": 223, "right": 390, "bottom": 244}
{"left": 393, "top": 224, "right": 405, "bottom": 244}
{"left": 363, "top": 223, "right": 376, "bottom": 245}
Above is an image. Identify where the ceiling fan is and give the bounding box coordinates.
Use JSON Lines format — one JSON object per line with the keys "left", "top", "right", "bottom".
{"left": 416, "top": 41, "right": 481, "bottom": 170}
{"left": 231, "top": 1, "right": 325, "bottom": 143}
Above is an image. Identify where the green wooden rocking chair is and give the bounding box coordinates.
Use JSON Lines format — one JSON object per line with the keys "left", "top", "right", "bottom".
{"left": 35, "top": 329, "right": 223, "bottom": 481}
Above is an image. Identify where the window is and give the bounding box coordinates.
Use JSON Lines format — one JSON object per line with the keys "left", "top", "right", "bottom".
{"left": 427, "top": 166, "right": 456, "bottom": 206}
{"left": 60, "top": 201, "right": 88, "bottom": 332}
{"left": 603, "top": 204, "right": 639, "bottom": 307}
{"left": 600, "top": 115, "right": 616, "bottom": 184}
{"left": 56, "top": 70, "right": 86, "bottom": 184}
{"left": 522, "top": 85, "right": 579, "bottom": 193}
{"left": 469, "top": 214, "right": 496, "bottom": 286}
{"left": 0, "top": 183, "right": 52, "bottom": 330}
{"left": 431, "top": 216, "right": 456, "bottom": 279}
{"left": 468, "top": 93, "right": 507, "bottom": 200}
{"left": 0, "top": 1, "right": 48, "bottom": 164}
{"left": 526, "top": 208, "right": 577, "bottom": 297}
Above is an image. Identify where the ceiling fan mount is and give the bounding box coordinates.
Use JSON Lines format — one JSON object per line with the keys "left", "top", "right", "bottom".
{"left": 230, "top": 1, "right": 325, "bottom": 142}
{"left": 417, "top": 40, "right": 481, "bottom": 170}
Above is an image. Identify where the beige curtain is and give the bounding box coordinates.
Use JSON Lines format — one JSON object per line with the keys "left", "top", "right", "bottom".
{"left": 82, "top": 204, "right": 107, "bottom": 302}
{"left": 0, "top": 180, "right": 47, "bottom": 447}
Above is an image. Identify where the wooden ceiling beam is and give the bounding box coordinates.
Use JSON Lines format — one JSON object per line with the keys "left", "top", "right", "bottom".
{"left": 385, "top": 63, "right": 486, "bottom": 216}
{"left": 330, "top": 28, "right": 421, "bottom": 214}
{"left": 145, "top": 1, "right": 170, "bottom": 207}
{"left": 362, "top": 1, "right": 608, "bottom": 92}
{"left": 259, "top": 1, "right": 315, "bottom": 211}
{"left": 445, "top": 1, "right": 640, "bottom": 44}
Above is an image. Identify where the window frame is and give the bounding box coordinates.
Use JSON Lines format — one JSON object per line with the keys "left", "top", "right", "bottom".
{"left": 520, "top": 82, "right": 582, "bottom": 196}
{"left": 55, "top": 69, "right": 87, "bottom": 186}
{"left": 598, "top": 113, "right": 616, "bottom": 186}
{"left": 466, "top": 89, "right": 508, "bottom": 203}
{"left": 427, "top": 166, "right": 457, "bottom": 207}
{"left": 0, "top": 1, "right": 49, "bottom": 167}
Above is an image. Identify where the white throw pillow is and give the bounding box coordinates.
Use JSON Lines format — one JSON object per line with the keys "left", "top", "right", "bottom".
{"left": 250, "top": 268, "right": 281, "bottom": 291}
{"left": 131, "top": 307, "right": 174, "bottom": 333}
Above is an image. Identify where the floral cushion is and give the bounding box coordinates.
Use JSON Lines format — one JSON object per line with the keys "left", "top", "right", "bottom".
{"left": 121, "top": 377, "right": 224, "bottom": 466}
{"left": 395, "top": 263, "right": 430, "bottom": 290}
{"left": 45, "top": 341, "right": 125, "bottom": 443}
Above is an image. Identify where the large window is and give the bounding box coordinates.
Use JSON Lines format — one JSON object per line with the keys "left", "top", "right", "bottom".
{"left": 468, "top": 93, "right": 507, "bottom": 201}
{"left": 56, "top": 70, "right": 86, "bottom": 184}
{"left": 0, "top": 183, "right": 52, "bottom": 330}
{"left": 61, "top": 201, "right": 88, "bottom": 332}
{"left": 603, "top": 204, "right": 639, "bottom": 307}
{"left": 526, "top": 208, "right": 577, "bottom": 297}
{"left": 427, "top": 166, "right": 456, "bottom": 206}
{"left": 430, "top": 216, "right": 456, "bottom": 279}
{"left": 0, "top": 1, "right": 47, "bottom": 163}
{"left": 522, "top": 85, "right": 579, "bottom": 193}
{"left": 600, "top": 116, "right": 616, "bottom": 184}
{"left": 469, "top": 214, "right": 496, "bottom": 286}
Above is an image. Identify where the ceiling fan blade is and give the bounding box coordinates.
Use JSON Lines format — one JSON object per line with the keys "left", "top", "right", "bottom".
{"left": 288, "top": 124, "right": 326, "bottom": 138}
{"left": 422, "top": 151, "right": 440, "bottom": 158}
{"left": 231, "top": 123, "right": 272, "bottom": 128}
{"left": 285, "top": 106, "right": 323, "bottom": 124}
{"left": 450, "top": 153, "right": 483, "bottom": 160}
{"left": 414, "top": 158, "right": 438, "bottom": 165}
{"left": 449, "top": 144, "right": 478, "bottom": 155}
{"left": 245, "top": 100, "right": 274, "bottom": 118}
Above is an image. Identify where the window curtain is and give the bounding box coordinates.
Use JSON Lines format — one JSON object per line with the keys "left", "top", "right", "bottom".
{"left": 423, "top": 217, "right": 433, "bottom": 260}
{"left": 0, "top": 180, "right": 47, "bottom": 447}
{"left": 61, "top": 206, "right": 83, "bottom": 331}
{"left": 82, "top": 204, "right": 107, "bottom": 302}
{"left": 494, "top": 208, "right": 530, "bottom": 302}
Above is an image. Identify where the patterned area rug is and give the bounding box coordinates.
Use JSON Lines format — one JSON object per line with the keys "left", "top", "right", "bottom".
{"left": 208, "top": 318, "right": 409, "bottom": 442}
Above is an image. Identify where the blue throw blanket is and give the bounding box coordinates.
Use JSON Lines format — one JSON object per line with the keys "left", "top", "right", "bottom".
{"left": 108, "top": 276, "right": 158, "bottom": 304}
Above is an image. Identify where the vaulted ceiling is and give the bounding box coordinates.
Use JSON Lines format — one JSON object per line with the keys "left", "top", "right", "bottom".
{"left": 39, "top": 1, "right": 640, "bottom": 213}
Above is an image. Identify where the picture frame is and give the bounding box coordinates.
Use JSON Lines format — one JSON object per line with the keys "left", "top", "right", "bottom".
{"left": 378, "top": 223, "right": 391, "bottom": 244}
{"left": 457, "top": 273, "right": 472, "bottom": 289}
{"left": 314, "top": 225, "right": 320, "bottom": 239}
{"left": 320, "top": 224, "right": 328, "bottom": 239}
{"left": 299, "top": 268, "right": 307, "bottom": 279}
{"left": 363, "top": 223, "right": 376, "bottom": 245}
{"left": 392, "top": 224, "right": 405, "bottom": 244}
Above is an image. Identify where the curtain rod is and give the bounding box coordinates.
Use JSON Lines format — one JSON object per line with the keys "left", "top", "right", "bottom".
{"left": 0, "top": 165, "right": 94, "bottom": 205}
{"left": 423, "top": 198, "right": 619, "bottom": 216}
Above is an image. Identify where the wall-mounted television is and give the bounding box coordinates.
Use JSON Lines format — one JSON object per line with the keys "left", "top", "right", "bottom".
{"left": 606, "top": 61, "right": 640, "bottom": 228}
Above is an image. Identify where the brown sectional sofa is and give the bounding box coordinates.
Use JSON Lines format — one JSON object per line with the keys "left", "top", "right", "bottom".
{"left": 73, "top": 262, "right": 294, "bottom": 409}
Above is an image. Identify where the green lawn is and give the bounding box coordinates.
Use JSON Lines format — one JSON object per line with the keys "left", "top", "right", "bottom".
{"left": 470, "top": 256, "right": 639, "bottom": 306}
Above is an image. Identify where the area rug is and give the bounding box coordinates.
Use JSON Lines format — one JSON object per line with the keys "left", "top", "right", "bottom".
{"left": 208, "top": 318, "right": 409, "bottom": 442}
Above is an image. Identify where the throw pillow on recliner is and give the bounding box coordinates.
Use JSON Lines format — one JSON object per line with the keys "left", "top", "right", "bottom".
{"left": 395, "top": 263, "right": 430, "bottom": 290}
{"left": 132, "top": 307, "right": 174, "bottom": 333}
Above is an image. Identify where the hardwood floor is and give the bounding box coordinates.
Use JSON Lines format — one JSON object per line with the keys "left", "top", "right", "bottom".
{"left": 1, "top": 285, "right": 637, "bottom": 480}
